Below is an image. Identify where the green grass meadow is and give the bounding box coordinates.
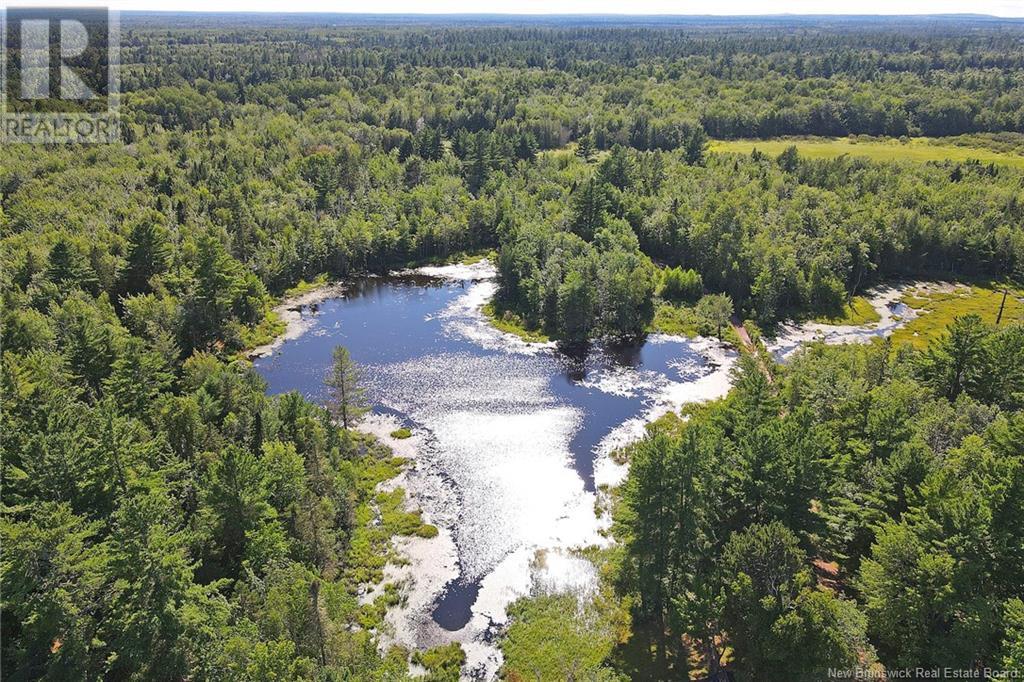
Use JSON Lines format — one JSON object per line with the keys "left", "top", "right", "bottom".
{"left": 710, "top": 137, "right": 1024, "bottom": 169}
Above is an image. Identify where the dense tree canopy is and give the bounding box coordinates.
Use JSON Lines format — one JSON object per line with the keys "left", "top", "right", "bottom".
{"left": 2, "top": 14, "right": 1024, "bottom": 680}
{"left": 615, "top": 321, "right": 1024, "bottom": 679}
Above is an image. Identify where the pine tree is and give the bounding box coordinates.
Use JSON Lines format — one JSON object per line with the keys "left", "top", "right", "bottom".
{"left": 464, "top": 133, "right": 492, "bottom": 195}
{"left": 683, "top": 126, "right": 709, "bottom": 166}
{"left": 597, "top": 144, "right": 633, "bottom": 189}
{"left": 568, "top": 178, "right": 608, "bottom": 241}
{"left": 324, "top": 346, "right": 369, "bottom": 429}
{"left": 47, "top": 237, "right": 98, "bottom": 294}
{"left": 575, "top": 134, "right": 596, "bottom": 162}
{"left": 120, "top": 215, "right": 171, "bottom": 295}
{"left": 917, "top": 314, "right": 993, "bottom": 400}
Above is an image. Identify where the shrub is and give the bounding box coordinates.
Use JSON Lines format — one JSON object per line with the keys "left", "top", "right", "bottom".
{"left": 658, "top": 267, "right": 703, "bottom": 303}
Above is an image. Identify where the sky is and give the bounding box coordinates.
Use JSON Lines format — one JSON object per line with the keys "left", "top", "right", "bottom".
{"left": 5, "top": 0, "right": 1024, "bottom": 16}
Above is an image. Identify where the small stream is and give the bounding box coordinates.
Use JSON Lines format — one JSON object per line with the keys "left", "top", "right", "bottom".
{"left": 766, "top": 283, "right": 920, "bottom": 360}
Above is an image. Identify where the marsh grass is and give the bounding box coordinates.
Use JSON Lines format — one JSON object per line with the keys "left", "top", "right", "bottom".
{"left": 711, "top": 136, "right": 1024, "bottom": 169}
{"left": 458, "top": 250, "right": 497, "bottom": 265}
{"left": 500, "top": 549, "right": 629, "bottom": 681}
{"left": 412, "top": 643, "right": 465, "bottom": 679}
{"left": 282, "top": 273, "right": 330, "bottom": 298}
{"left": 341, "top": 436, "right": 438, "bottom": 631}
{"left": 237, "top": 309, "right": 287, "bottom": 356}
{"left": 892, "top": 283, "right": 1024, "bottom": 349}
{"left": 403, "top": 249, "right": 496, "bottom": 268}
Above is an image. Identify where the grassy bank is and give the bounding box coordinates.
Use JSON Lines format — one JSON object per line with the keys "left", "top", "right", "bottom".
{"left": 500, "top": 548, "right": 632, "bottom": 681}
{"left": 282, "top": 273, "right": 331, "bottom": 298}
{"left": 345, "top": 437, "right": 439, "bottom": 631}
{"left": 404, "top": 249, "right": 497, "bottom": 269}
{"left": 809, "top": 296, "right": 881, "bottom": 326}
{"left": 481, "top": 303, "right": 551, "bottom": 343}
{"left": 710, "top": 136, "right": 1024, "bottom": 169}
{"left": 237, "top": 309, "right": 287, "bottom": 356}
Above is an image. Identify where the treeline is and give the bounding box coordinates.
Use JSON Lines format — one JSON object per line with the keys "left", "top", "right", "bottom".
{"left": 8, "top": 20, "right": 1021, "bottom": 347}
{"left": 4, "top": 117, "right": 1022, "bottom": 352}
{"left": 115, "top": 20, "right": 1024, "bottom": 142}
{"left": 615, "top": 316, "right": 1024, "bottom": 678}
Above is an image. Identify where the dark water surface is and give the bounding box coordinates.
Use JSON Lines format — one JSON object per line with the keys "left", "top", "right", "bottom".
{"left": 254, "top": 270, "right": 728, "bottom": 633}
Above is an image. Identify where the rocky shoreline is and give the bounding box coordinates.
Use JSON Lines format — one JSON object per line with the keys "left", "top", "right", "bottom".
{"left": 247, "top": 282, "right": 346, "bottom": 359}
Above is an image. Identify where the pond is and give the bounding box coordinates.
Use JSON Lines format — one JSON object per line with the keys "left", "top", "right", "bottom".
{"left": 253, "top": 262, "right": 737, "bottom": 676}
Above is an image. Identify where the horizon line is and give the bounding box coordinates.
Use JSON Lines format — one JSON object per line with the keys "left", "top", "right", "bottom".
{"left": 97, "top": 10, "right": 1024, "bottom": 20}
{"left": 115, "top": 10, "right": 1020, "bottom": 16}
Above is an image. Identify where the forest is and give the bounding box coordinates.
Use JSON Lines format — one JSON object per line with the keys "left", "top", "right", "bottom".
{"left": 606, "top": 323, "right": 1024, "bottom": 679}
{"left": 2, "top": 13, "right": 1023, "bottom": 681}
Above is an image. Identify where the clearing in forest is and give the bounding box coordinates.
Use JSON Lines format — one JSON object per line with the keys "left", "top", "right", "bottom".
{"left": 710, "top": 137, "right": 1024, "bottom": 169}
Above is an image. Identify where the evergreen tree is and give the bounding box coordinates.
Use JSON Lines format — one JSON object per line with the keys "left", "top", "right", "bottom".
{"left": 324, "top": 346, "right": 369, "bottom": 429}
{"left": 46, "top": 238, "right": 98, "bottom": 295}
{"left": 464, "top": 133, "right": 492, "bottom": 195}
{"left": 575, "top": 134, "right": 596, "bottom": 162}
{"left": 917, "top": 314, "right": 993, "bottom": 400}
{"left": 683, "top": 126, "right": 709, "bottom": 166}
{"left": 597, "top": 145, "right": 633, "bottom": 189}
{"left": 120, "top": 214, "right": 171, "bottom": 295}
{"left": 568, "top": 178, "right": 608, "bottom": 241}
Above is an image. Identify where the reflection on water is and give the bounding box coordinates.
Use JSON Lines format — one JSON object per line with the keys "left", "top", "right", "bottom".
{"left": 253, "top": 264, "right": 736, "bottom": 676}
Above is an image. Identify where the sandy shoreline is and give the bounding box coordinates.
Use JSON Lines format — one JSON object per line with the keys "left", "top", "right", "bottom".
{"left": 247, "top": 282, "right": 346, "bottom": 359}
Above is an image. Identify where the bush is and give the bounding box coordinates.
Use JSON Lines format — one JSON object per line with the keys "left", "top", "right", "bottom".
{"left": 390, "top": 427, "right": 412, "bottom": 439}
{"left": 658, "top": 267, "right": 703, "bottom": 303}
{"left": 412, "top": 642, "right": 465, "bottom": 681}
{"left": 416, "top": 524, "right": 439, "bottom": 538}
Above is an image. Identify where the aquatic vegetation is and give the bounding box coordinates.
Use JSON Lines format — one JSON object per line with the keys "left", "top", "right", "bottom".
{"left": 283, "top": 274, "right": 331, "bottom": 298}
{"left": 893, "top": 283, "right": 1024, "bottom": 348}
{"left": 502, "top": 593, "right": 628, "bottom": 681}
{"left": 237, "top": 309, "right": 287, "bottom": 357}
{"left": 481, "top": 302, "right": 552, "bottom": 343}
{"left": 412, "top": 642, "right": 466, "bottom": 681}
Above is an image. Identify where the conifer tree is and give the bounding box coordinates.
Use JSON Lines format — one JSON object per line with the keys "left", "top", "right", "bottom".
{"left": 324, "top": 346, "right": 369, "bottom": 429}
